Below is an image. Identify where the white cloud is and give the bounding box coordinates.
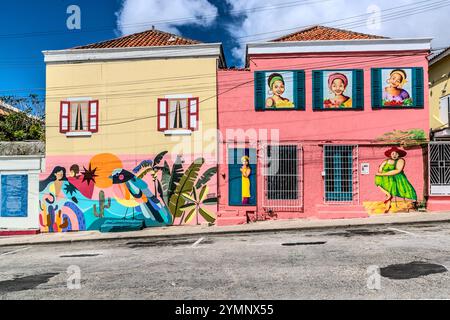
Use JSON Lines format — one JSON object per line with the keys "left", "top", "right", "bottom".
{"left": 116, "top": 0, "right": 218, "bottom": 35}
{"left": 225, "top": 0, "right": 450, "bottom": 65}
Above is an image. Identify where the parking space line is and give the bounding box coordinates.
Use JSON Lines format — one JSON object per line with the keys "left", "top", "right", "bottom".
{"left": 0, "top": 246, "right": 31, "bottom": 256}
{"left": 387, "top": 227, "right": 417, "bottom": 236}
{"left": 191, "top": 237, "right": 204, "bottom": 248}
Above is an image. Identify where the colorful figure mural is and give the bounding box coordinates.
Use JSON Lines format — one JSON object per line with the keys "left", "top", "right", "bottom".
{"left": 323, "top": 71, "right": 353, "bottom": 108}
{"left": 241, "top": 155, "right": 251, "bottom": 205}
{"left": 372, "top": 147, "right": 417, "bottom": 213}
{"left": 382, "top": 68, "right": 413, "bottom": 107}
{"left": 39, "top": 152, "right": 218, "bottom": 232}
{"left": 265, "top": 72, "right": 295, "bottom": 109}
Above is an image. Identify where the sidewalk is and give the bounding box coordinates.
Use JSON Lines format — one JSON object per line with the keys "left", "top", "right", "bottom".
{"left": 1, "top": 211, "right": 450, "bottom": 247}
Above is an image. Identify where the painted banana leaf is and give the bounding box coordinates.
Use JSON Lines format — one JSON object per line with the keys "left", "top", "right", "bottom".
{"left": 169, "top": 158, "right": 205, "bottom": 219}
{"left": 199, "top": 207, "right": 216, "bottom": 223}
{"left": 195, "top": 167, "right": 217, "bottom": 189}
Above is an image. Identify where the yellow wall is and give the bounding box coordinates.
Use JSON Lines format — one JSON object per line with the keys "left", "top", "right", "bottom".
{"left": 45, "top": 57, "right": 218, "bottom": 156}
{"left": 429, "top": 55, "right": 450, "bottom": 130}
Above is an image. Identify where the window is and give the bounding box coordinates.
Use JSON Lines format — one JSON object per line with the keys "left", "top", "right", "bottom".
{"left": 158, "top": 97, "right": 199, "bottom": 132}
{"left": 312, "top": 69, "right": 364, "bottom": 110}
{"left": 439, "top": 95, "right": 450, "bottom": 125}
{"left": 323, "top": 145, "right": 358, "bottom": 203}
{"left": 371, "top": 67, "right": 424, "bottom": 108}
{"left": 60, "top": 100, "right": 99, "bottom": 134}
{"left": 254, "top": 70, "right": 305, "bottom": 111}
{"left": 228, "top": 148, "right": 257, "bottom": 206}
{"left": 262, "top": 144, "right": 303, "bottom": 212}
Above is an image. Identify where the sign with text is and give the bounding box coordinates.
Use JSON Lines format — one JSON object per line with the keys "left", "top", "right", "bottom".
{"left": 0, "top": 175, "right": 28, "bottom": 218}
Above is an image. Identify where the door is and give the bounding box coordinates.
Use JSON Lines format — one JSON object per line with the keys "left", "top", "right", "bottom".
{"left": 429, "top": 142, "right": 450, "bottom": 195}
{"left": 228, "top": 148, "right": 257, "bottom": 206}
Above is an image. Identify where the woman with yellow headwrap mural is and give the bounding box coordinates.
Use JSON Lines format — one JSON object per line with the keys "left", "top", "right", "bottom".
{"left": 240, "top": 156, "right": 252, "bottom": 205}
{"left": 383, "top": 69, "right": 413, "bottom": 106}
{"left": 265, "top": 73, "right": 294, "bottom": 109}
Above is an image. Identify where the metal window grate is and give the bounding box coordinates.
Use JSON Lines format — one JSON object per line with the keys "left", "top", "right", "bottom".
{"left": 262, "top": 144, "right": 303, "bottom": 211}
{"left": 429, "top": 142, "right": 450, "bottom": 195}
{"left": 323, "top": 145, "right": 359, "bottom": 204}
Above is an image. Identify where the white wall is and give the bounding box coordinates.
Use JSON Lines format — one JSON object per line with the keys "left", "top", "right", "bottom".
{"left": 0, "top": 156, "right": 44, "bottom": 230}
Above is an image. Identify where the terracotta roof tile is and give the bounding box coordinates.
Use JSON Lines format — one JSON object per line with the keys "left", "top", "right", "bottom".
{"left": 74, "top": 28, "right": 202, "bottom": 49}
{"left": 273, "top": 25, "right": 388, "bottom": 42}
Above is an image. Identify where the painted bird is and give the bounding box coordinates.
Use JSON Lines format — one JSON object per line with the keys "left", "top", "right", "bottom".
{"left": 109, "top": 169, "right": 171, "bottom": 224}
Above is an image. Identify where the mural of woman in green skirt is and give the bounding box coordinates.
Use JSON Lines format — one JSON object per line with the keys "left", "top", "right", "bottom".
{"left": 375, "top": 147, "right": 417, "bottom": 213}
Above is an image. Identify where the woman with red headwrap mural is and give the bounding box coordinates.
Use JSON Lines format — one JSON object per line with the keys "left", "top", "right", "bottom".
{"left": 375, "top": 147, "right": 417, "bottom": 213}
{"left": 324, "top": 72, "right": 352, "bottom": 108}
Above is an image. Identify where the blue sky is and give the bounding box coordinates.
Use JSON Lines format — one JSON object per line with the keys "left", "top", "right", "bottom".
{"left": 0, "top": 0, "right": 449, "bottom": 104}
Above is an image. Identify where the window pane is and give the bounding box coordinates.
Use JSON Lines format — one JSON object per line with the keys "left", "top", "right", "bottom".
{"left": 70, "top": 102, "right": 89, "bottom": 131}
{"left": 168, "top": 99, "right": 188, "bottom": 129}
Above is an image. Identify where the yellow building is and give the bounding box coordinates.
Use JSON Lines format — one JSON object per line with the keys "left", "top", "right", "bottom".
{"left": 40, "top": 29, "right": 225, "bottom": 232}
{"left": 429, "top": 46, "right": 450, "bottom": 133}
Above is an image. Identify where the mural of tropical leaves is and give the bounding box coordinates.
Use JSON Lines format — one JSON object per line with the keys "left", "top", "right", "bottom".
{"left": 195, "top": 167, "right": 217, "bottom": 190}
{"left": 169, "top": 158, "right": 205, "bottom": 220}
{"left": 180, "top": 185, "right": 217, "bottom": 225}
{"left": 161, "top": 156, "right": 184, "bottom": 206}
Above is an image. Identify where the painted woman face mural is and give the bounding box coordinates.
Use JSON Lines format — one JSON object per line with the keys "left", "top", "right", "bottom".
{"left": 324, "top": 72, "right": 352, "bottom": 108}
{"left": 265, "top": 72, "right": 294, "bottom": 109}
{"left": 382, "top": 69, "right": 413, "bottom": 106}
{"left": 375, "top": 147, "right": 417, "bottom": 213}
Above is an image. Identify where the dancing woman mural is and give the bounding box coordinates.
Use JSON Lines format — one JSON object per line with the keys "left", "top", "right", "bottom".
{"left": 375, "top": 147, "right": 417, "bottom": 213}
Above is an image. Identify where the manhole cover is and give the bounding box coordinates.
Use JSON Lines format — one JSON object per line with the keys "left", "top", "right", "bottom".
{"left": 282, "top": 241, "right": 327, "bottom": 246}
{"left": 380, "top": 261, "right": 447, "bottom": 280}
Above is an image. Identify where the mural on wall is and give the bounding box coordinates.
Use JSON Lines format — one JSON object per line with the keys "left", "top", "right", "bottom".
{"left": 382, "top": 68, "right": 413, "bottom": 107}
{"left": 39, "top": 152, "right": 217, "bottom": 232}
{"left": 323, "top": 71, "right": 353, "bottom": 108}
{"left": 241, "top": 155, "right": 252, "bottom": 205}
{"left": 265, "top": 72, "right": 295, "bottom": 109}
{"left": 363, "top": 147, "right": 418, "bottom": 214}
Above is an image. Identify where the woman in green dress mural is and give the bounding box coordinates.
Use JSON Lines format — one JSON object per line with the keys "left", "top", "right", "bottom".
{"left": 375, "top": 147, "right": 417, "bottom": 213}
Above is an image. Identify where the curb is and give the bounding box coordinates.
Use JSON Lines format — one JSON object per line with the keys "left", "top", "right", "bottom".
{"left": 1, "top": 216, "right": 450, "bottom": 248}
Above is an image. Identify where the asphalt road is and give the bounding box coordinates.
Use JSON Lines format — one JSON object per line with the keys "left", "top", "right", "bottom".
{"left": 1, "top": 222, "right": 450, "bottom": 300}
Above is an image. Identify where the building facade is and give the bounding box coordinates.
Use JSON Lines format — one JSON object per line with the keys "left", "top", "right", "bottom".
{"left": 427, "top": 46, "right": 450, "bottom": 211}
{"left": 41, "top": 29, "right": 224, "bottom": 232}
{"left": 217, "top": 26, "right": 431, "bottom": 225}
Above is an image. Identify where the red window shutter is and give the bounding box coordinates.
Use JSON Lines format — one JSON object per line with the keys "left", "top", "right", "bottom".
{"left": 158, "top": 98, "right": 169, "bottom": 131}
{"left": 88, "top": 100, "right": 99, "bottom": 133}
{"left": 60, "top": 101, "right": 70, "bottom": 133}
{"left": 188, "top": 98, "right": 199, "bottom": 131}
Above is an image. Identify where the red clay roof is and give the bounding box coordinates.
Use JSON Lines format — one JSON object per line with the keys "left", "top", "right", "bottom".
{"left": 74, "top": 28, "right": 202, "bottom": 49}
{"left": 273, "top": 25, "right": 388, "bottom": 42}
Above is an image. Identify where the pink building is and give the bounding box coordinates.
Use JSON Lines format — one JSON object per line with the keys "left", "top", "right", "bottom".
{"left": 217, "top": 26, "right": 432, "bottom": 226}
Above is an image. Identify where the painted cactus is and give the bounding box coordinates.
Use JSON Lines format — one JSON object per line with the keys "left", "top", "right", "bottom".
{"left": 93, "top": 190, "right": 111, "bottom": 218}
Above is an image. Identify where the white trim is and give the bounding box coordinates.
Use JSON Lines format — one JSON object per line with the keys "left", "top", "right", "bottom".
{"left": 66, "top": 131, "right": 93, "bottom": 137}
{"left": 247, "top": 38, "right": 432, "bottom": 55}
{"left": 164, "top": 94, "right": 193, "bottom": 99}
{"left": 43, "top": 43, "right": 224, "bottom": 64}
{"left": 164, "top": 129, "right": 192, "bottom": 136}
{"left": 66, "top": 97, "right": 93, "bottom": 102}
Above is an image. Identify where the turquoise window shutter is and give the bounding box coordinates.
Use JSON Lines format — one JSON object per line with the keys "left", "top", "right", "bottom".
{"left": 353, "top": 69, "right": 364, "bottom": 109}
{"left": 371, "top": 68, "right": 382, "bottom": 108}
{"left": 312, "top": 70, "right": 323, "bottom": 110}
{"left": 254, "top": 71, "right": 265, "bottom": 111}
{"left": 295, "top": 70, "right": 306, "bottom": 110}
{"left": 413, "top": 67, "right": 424, "bottom": 107}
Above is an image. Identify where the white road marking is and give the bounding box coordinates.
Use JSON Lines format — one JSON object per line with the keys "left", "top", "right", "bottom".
{"left": 387, "top": 227, "right": 417, "bottom": 236}
{"left": 191, "top": 237, "right": 204, "bottom": 248}
{"left": 0, "top": 246, "right": 31, "bottom": 257}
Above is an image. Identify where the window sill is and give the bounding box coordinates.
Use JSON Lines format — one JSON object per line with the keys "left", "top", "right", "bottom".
{"left": 164, "top": 129, "right": 193, "bottom": 136}
{"left": 65, "top": 132, "right": 93, "bottom": 137}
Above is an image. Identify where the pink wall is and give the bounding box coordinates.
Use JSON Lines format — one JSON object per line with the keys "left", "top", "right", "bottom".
{"left": 217, "top": 51, "right": 429, "bottom": 222}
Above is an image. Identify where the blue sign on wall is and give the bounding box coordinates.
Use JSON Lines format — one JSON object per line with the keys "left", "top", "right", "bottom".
{"left": 0, "top": 175, "right": 28, "bottom": 218}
